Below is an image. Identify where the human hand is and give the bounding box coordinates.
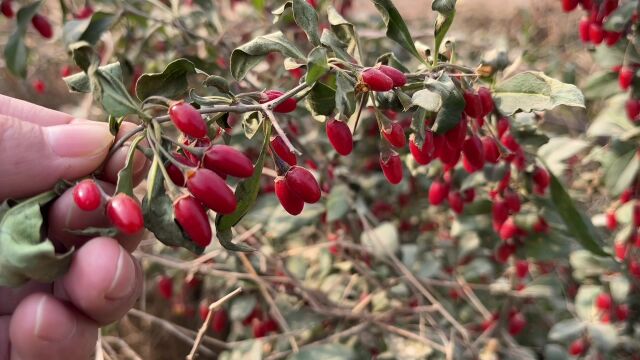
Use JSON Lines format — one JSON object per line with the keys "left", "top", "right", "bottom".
{"left": 0, "top": 94, "right": 148, "bottom": 360}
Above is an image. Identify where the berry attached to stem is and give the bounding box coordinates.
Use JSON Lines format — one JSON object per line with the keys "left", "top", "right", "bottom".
{"left": 174, "top": 195, "right": 212, "bottom": 247}
{"left": 169, "top": 101, "right": 208, "bottom": 139}
{"left": 106, "top": 193, "right": 144, "bottom": 235}
{"left": 73, "top": 179, "right": 102, "bottom": 211}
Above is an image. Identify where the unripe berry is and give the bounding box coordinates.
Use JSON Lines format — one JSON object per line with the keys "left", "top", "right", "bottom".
{"left": 508, "top": 312, "right": 526, "bottom": 336}
{"left": 382, "top": 122, "right": 406, "bottom": 148}
{"left": 169, "top": 101, "right": 208, "bottom": 139}
{"left": 378, "top": 65, "right": 407, "bottom": 87}
{"left": 326, "top": 119, "right": 353, "bottom": 156}
{"left": 569, "top": 339, "right": 587, "bottom": 356}
{"left": 271, "top": 135, "right": 297, "bottom": 166}
{"left": 589, "top": 23, "right": 604, "bottom": 45}
{"left": 578, "top": 18, "right": 591, "bottom": 43}
{"left": 462, "top": 135, "right": 485, "bottom": 171}
{"left": 448, "top": 191, "right": 464, "bottom": 214}
{"left": 157, "top": 275, "right": 173, "bottom": 300}
{"left": 620, "top": 67, "right": 635, "bottom": 91}
{"left": 174, "top": 195, "right": 212, "bottom": 247}
{"left": 562, "top": 0, "right": 579, "bottom": 12}
{"left": 31, "top": 14, "right": 53, "bottom": 39}
{"left": 499, "top": 217, "right": 518, "bottom": 240}
{"left": 186, "top": 169, "right": 237, "bottom": 214}
{"left": 361, "top": 68, "right": 394, "bottom": 92}
{"left": 409, "top": 133, "right": 434, "bottom": 165}
{"left": 211, "top": 309, "right": 229, "bottom": 333}
{"left": 477, "top": 87, "right": 494, "bottom": 116}
{"left": 626, "top": 98, "right": 640, "bottom": 121}
{"left": 106, "top": 194, "right": 144, "bottom": 235}
{"left": 515, "top": 260, "right": 529, "bottom": 278}
{"left": 463, "top": 90, "right": 482, "bottom": 118}
{"left": 285, "top": 166, "right": 321, "bottom": 203}
{"left": 482, "top": 137, "right": 500, "bottom": 163}
{"left": 73, "top": 179, "right": 102, "bottom": 211}
{"left": 1, "top": 0, "right": 13, "bottom": 18}
{"left": 595, "top": 292, "right": 612, "bottom": 311}
{"left": 429, "top": 180, "right": 449, "bottom": 206}
{"left": 262, "top": 90, "right": 297, "bottom": 113}
{"left": 275, "top": 177, "right": 304, "bottom": 215}
{"left": 203, "top": 145, "right": 254, "bottom": 178}
{"left": 380, "top": 152, "right": 403, "bottom": 185}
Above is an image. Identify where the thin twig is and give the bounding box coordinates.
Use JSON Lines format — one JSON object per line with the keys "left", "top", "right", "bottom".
{"left": 186, "top": 287, "right": 243, "bottom": 360}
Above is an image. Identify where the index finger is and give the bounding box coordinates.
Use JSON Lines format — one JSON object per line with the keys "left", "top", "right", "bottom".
{"left": 0, "top": 94, "right": 77, "bottom": 126}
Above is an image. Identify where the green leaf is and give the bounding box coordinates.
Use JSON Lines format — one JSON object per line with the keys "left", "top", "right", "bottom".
{"left": 360, "top": 222, "right": 399, "bottom": 258}
{"left": 575, "top": 285, "right": 602, "bottom": 321}
{"left": 136, "top": 58, "right": 200, "bottom": 100}
{"left": 587, "top": 94, "right": 634, "bottom": 138}
{"left": 66, "top": 227, "right": 119, "bottom": 237}
{"left": 370, "top": 0, "right": 426, "bottom": 64}
{"left": 604, "top": 1, "right": 637, "bottom": 32}
{"left": 582, "top": 71, "right": 620, "bottom": 100}
{"left": 425, "top": 74, "right": 465, "bottom": 134}
{"left": 230, "top": 31, "right": 305, "bottom": 80}
{"left": 327, "top": 6, "right": 362, "bottom": 63}
{"left": 603, "top": 145, "right": 640, "bottom": 197}
{"left": 335, "top": 72, "right": 356, "bottom": 117}
{"left": 411, "top": 107, "right": 428, "bottom": 148}
{"left": 0, "top": 191, "right": 74, "bottom": 287}
{"left": 432, "top": 0, "right": 457, "bottom": 14}
{"left": 3, "top": 1, "right": 43, "bottom": 78}
{"left": 216, "top": 125, "right": 271, "bottom": 231}
{"left": 326, "top": 184, "right": 351, "bottom": 222}
{"left": 292, "top": 0, "right": 321, "bottom": 46}
{"left": 432, "top": 0, "right": 456, "bottom": 65}
{"left": 216, "top": 228, "right": 255, "bottom": 252}
{"left": 115, "top": 135, "right": 144, "bottom": 196}
{"left": 305, "top": 46, "right": 329, "bottom": 85}
{"left": 63, "top": 62, "right": 123, "bottom": 93}
{"left": 63, "top": 11, "right": 117, "bottom": 46}
{"left": 203, "top": 75, "right": 231, "bottom": 93}
{"left": 493, "top": 71, "right": 585, "bottom": 116}
{"left": 94, "top": 63, "right": 142, "bottom": 117}
{"left": 287, "top": 344, "right": 356, "bottom": 360}
{"left": 412, "top": 88, "right": 442, "bottom": 112}
{"left": 305, "top": 81, "right": 336, "bottom": 116}
{"left": 320, "top": 29, "right": 353, "bottom": 63}
{"left": 548, "top": 319, "right": 586, "bottom": 342}
{"left": 142, "top": 159, "right": 204, "bottom": 254}
{"left": 548, "top": 168, "right": 608, "bottom": 257}
{"left": 108, "top": 115, "right": 123, "bottom": 136}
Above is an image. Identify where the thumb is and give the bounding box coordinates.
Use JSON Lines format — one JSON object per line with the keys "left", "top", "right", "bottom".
{"left": 0, "top": 115, "right": 113, "bottom": 200}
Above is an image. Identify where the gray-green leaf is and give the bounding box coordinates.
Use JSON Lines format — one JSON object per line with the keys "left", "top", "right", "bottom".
{"left": 230, "top": 32, "right": 305, "bottom": 80}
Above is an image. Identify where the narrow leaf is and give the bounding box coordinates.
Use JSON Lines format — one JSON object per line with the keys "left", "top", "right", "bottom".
{"left": 305, "top": 46, "right": 329, "bottom": 85}
{"left": 370, "top": 0, "right": 426, "bottom": 64}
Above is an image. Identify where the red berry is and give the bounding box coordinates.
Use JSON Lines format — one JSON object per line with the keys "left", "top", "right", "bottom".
{"left": 166, "top": 153, "right": 196, "bottom": 187}
{"left": 482, "top": 137, "right": 500, "bottom": 163}
{"left": 503, "top": 189, "right": 521, "bottom": 213}
{"left": 169, "top": 102, "right": 208, "bottom": 138}
{"left": 380, "top": 152, "right": 403, "bottom": 185}
{"left": 186, "top": 169, "right": 237, "bottom": 214}
{"left": 495, "top": 243, "right": 516, "bottom": 263}
{"left": 74, "top": 5, "right": 94, "bottom": 19}
{"left": 631, "top": 261, "right": 640, "bottom": 279}
{"left": 382, "top": 122, "right": 406, "bottom": 148}
{"left": 595, "top": 293, "right": 612, "bottom": 311}
{"left": 73, "top": 179, "right": 102, "bottom": 211}
{"left": 1, "top": 0, "right": 13, "bottom": 18}
{"left": 463, "top": 188, "right": 476, "bottom": 203}
{"left": 271, "top": 135, "right": 297, "bottom": 166}
{"left": 409, "top": 133, "right": 434, "bottom": 165}
{"left": 500, "top": 131, "right": 520, "bottom": 152}
{"left": 626, "top": 98, "right": 640, "bottom": 121}
{"left": 605, "top": 31, "right": 622, "bottom": 46}
{"left": 60, "top": 65, "right": 73, "bottom": 77}
{"left": 174, "top": 195, "right": 212, "bottom": 247}
{"left": 477, "top": 87, "right": 494, "bottom": 116}
{"left": 615, "top": 242, "right": 628, "bottom": 260}
{"left": 106, "top": 194, "right": 144, "bottom": 235}
{"left": 203, "top": 145, "right": 254, "bottom": 178}
{"left": 462, "top": 135, "right": 485, "bottom": 171}
{"left": 31, "top": 14, "right": 53, "bottom": 39}
{"left": 515, "top": 260, "right": 529, "bottom": 278}
{"left": 157, "top": 275, "right": 173, "bottom": 300}
{"left": 242, "top": 307, "right": 262, "bottom": 326}
{"left": 285, "top": 166, "right": 321, "bottom": 203}
{"left": 448, "top": 191, "right": 464, "bottom": 214}
{"left": 492, "top": 200, "right": 509, "bottom": 228}
{"left": 445, "top": 118, "right": 468, "bottom": 150}
{"left": 633, "top": 202, "right": 640, "bottom": 226}
{"left": 429, "top": 180, "right": 449, "bottom": 206}
{"left": 463, "top": 90, "right": 482, "bottom": 118}
{"left": 620, "top": 67, "right": 635, "bottom": 91}
{"left": 32, "top": 80, "right": 45, "bottom": 94}
{"left": 252, "top": 321, "right": 267, "bottom": 338}
{"left": 211, "top": 309, "right": 229, "bottom": 333}
{"left": 589, "top": 23, "right": 604, "bottom": 44}
{"left": 262, "top": 90, "right": 297, "bottom": 113}
{"left": 616, "top": 304, "right": 629, "bottom": 321}
{"left": 499, "top": 217, "right": 518, "bottom": 240}
{"left": 508, "top": 312, "right": 527, "bottom": 336}
{"left": 579, "top": 18, "right": 591, "bottom": 43}
{"left": 533, "top": 217, "right": 549, "bottom": 233}
{"left": 562, "top": 0, "right": 579, "bottom": 11}
{"left": 199, "top": 303, "right": 209, "bottom": 321}
{"left": 361, "top": 68, "right": 394, "bottom": 92}
{"left": 378, "top": 65, "right": 407, "bottom": 88}
{"left": 568, "top": 339, "right": 587, "bottom": 356}
{"left": 326, "top": 119, "right": 353, "bottom": 156}
{"left": 532, "top": 166, "right": 550, "bottom": 192}
{"left": 275, "top": 177, "right": 304, "bottom": 215}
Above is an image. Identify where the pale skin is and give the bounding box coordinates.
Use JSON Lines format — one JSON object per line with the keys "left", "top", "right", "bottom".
{"left": 0, "top": 94, "right": 149, "bottom": 360}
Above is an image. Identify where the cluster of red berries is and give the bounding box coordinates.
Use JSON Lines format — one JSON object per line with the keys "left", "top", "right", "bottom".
{"left": 72, "top": 179, "right": 145, "bottom": 235}
{"left": 605, "top": 188, "right": 640, "bottom": 278}
{"left": 594, "top": 292, "right": 629, "bottom": 324}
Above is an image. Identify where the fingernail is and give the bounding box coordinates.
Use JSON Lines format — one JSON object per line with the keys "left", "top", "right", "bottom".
{"left": 105, "top": 246, "right": 136, "bottom": 301}
{"left": 34, "top": 296, "right": 76, "bottom": 342}
{"left": 46, "top": 123, "right": 112, "bottom": 158}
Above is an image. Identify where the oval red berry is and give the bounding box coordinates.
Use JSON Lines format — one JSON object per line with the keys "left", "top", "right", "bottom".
{"left": 409, "top": 133, "right": 434, "bottom": 165}
{"left": 186, "top": 169, "right": 237, "bottom": 214}
{"left": 271, "top": 135, "right": 297, "bottom": 166}
{"left": 31, "top": 14, "right": 53, "bottom": 39}
{"left": 174, "top": 195, "right": 212, "bottom": 247}
{"left": 382, "top": 122, "right": 406, "bottom": 148}
{"left": 361, "top": 68, "right": 394, "bottom": 92}
{"left": 203, "top": 145, "right": 254, "bottom": 178}
{"left": 106, "top": 193, "right": 144, "bottom": 235}
{"left": 169, "top": 101, "right": 208, "bottom": 139}
{"left": 275, "top": 177, "right": 304, "bottom": 215}
{"left": 326, "top": 119, "right": 353, "bottom": 156}
{"left": 73, "top": 179, "right": 102, "bottom": 211}
{"left": 380, "top": 152, "right": 403, "bottom": 185}
{"left": 378, "top": 65, "right": 407, "bottom": 87}
{"left": 285, "top": 166, "right": 321, "bottom": 203}
{"left": 263, "top": 90, "right": 297, "bottom": 113}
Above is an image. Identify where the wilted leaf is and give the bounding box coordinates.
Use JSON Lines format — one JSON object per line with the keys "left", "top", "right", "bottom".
{"left": 115, "top": 136, "right": 144, "bottom": 196}
{"left": 230, "top": 31, "right": 305, "bottom": 80}
{"left": 63, "top": 62, "right": 122, "bottom": 93}
{"left": 136, "top": 58, "right": 202, "bottom": 100}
